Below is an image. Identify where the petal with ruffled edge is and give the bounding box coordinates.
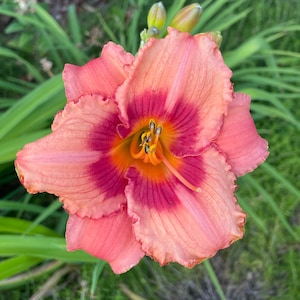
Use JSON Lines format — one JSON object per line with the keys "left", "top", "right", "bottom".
{"left": 66, "top": 206, "right": 144, "bottom": 274}
{"left": 125, "top": 147, "right": 246, "bottom": 267}
{"left": 63, "top": 42, "right": 134, "bottom": 103}
{"left": 117, "top": 28, "right": 233, "bottom": 156}
{"left": 215, "top": 93, "right": 269, "bottom": 177}
{"left": 15, "top": 95, "right": 128, "bottom": 219}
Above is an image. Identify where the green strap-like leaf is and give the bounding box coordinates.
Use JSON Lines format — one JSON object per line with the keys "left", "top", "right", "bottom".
{"left": 0, "top": 75, "right": 63, "bottom": 141}
{"left": 0, "top": 217, "right": 60, "bottom": 237}
{"left": 0, "top": 255, "right": 43, "bottom": 281}
{"left": 0, "top": 235, "right": 98, "bottom": 263}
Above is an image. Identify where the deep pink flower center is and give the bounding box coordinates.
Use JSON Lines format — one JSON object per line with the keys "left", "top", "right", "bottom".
{"left": 130, "top": 119, "right": 163, "bottom": 166}
{"left": 129, "top": 119, "right": 201, "bottom": 193}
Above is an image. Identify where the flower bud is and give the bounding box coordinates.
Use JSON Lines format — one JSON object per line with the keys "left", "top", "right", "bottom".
{"left": 170, "top": 3, "right": 202, "bottom": 32}
{"left": 140, "top": 27, "right": 161, "bottom": 48}
{"left": 209, "top": 31, "right": 223, "bottom": 48}
{"left": 140, "top": 29, "right": 148, "bottom": 48}
{"left": 147, "top": 26, "right": 161, "bottom": 38}
{"left": 147, "top": 2, "right": 166, "bottom": 31}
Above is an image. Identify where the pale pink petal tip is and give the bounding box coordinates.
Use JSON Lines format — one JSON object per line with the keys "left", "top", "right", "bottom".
{"left": 15, "top": 96, "right": 127, "bottom": 219}
{"left": 216, "top": 93, "right": 269, "bottom": 177}
{"left": 66, "top": 208, "right": 144, "bottom": 274}
{"left": 63, "top": 42, "right": 134, "bottom": 103}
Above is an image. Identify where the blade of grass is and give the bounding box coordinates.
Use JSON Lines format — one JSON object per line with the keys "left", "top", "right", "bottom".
{"left": 39, "top": 29, "right": 64, "bottom": 68}
{"left": 237, "top": 74, "right": 300, "bottom": 93}
{"left": 0, "top": 74, "right": 63, "bottom": 141}
{"left": 237, "top": 194, "right": 268, "bottom": 234}
{"left": 208, "top": 8, "right": 250, "bottom": 32}
{"left": 16, "top": 193, "right": 33, "bottom": 219}
{"left": 260, "top": 163, "right": 300, "bottom": 202}
{"left": 236, "top": 87, "right": 290, "bottom": 112}
{"left": 236, "top": 87, "right": 300, "bottom": 128}
{"left": 9, "top": 88, "right": 65, "bottom": 139}
{"left": 233, "top": 67, "right": 300, "bottom": 78}
{"left": 0, "top": 235, "right": 98, "bottom": 263}
{"left": 29, "top": 264, "right": 79, "bottom": 300}
{"left": 203, "top": 260, "right": 226, "bottom": 300}
{"left": 96, "top": 10, "right": 120, "bottom": 44}
{"left": 269, "top": 49, "right": 300, "bottom": 59}
{"left": 90, "top": 260, "right": 107, "bottom": 297}
{"left": 250, "top": 103, "right": 300, "bottom": 130}
{"left": 245, "top": 174, "right": 299, "bottom": 241}
{"left": 0, "top": 200, "right": 61, "bottom": 216}
{"left": 0, "top": 47, "right": 43, "bottom": 82}
{"left": 0, "top": 79, "right": 32, "bottom": 95}
{"left": 0, "top": 260, "right": 63, "bottom": 290}
{"left": 196, "top": 0, "right": 250, "bottom": 32}
{"left": 33, "top": 4, "right": 87, "bottom": 64}
{"left": 0, "top": 217, "right": 60, "bottom": 237}
{"left": 0, "top": 6, "right": 44, "bottom": 28}
{"left": 0, "top": 255, "right": 43, "bottom": 280}
{"left": 223, "top": 36, "right": 268, "bottom": 68}
{"left": 127, "top": 0, "right": 148, "bottom": 53}
{"left": 196, "top": 0, "right": 234, "bottom": 30}
{"left": 259, "top": 24, "right": 300, "bottom": 41}
{"left": 23, "top": 200, "right": 62, "bottom": 235}
{"left": 68, "top": 4, "right": 82, "bottom": 45}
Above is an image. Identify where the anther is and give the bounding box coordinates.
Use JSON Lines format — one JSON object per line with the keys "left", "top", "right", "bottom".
{"left": 140, "top": 133, "right": 147, "bottom": 146}
{"left": 146, "top": 134, "right": 152, "bottom": 143}
{"left": 144, "top": 144, "right": 150, "bottom": 154}
{"left": 149, "top": 120, "right": 156, "bottom": 131}
{"left": 155, "top": 125, "right": 162, "bottom": 136}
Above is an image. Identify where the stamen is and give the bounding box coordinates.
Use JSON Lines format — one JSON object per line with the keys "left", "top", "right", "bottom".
{"left": 144, "top": 144, "right": 150, "bottom": 154}
{"left": 140, "top": 132, "right": 151, "bottom": 146}
{"left": 130, "top": 119, "right": 163, "bottom": 165}
{"left": 131, "top": 132, "right": 147, "bottom": 159}
{"left": 161, "top": 154, "right": 201, "bottom": 193}
{"left": 149, "top": 119, "right": 156, "bottom": 131}
{"left": 146, "top": 134, "right": 152, "bottom": 143}
{"left": 155, "top": 125, "right": 162, "bottom": 136}
{"left": 132, "top": 147, "right": 146, "bottom": 159}
{"left": 129, "top": 119, "right": 200, "bottom": 193}
{"left": 149, "top": 148, "right": 161, "bottom": 165}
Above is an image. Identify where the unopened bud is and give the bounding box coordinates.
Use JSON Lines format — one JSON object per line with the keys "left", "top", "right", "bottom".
{"left": 140, "top": 26, "right": 161, "bottom": 48}
{"left": 170, "top": 3, "right": 202, "bottom": 32}
{"left": 209, "top": 31, "right": 223, "bottom": 48}
{"left": 147, "top": 2, "right": 166, "bottom": 31}
{"left": 147, "top": 26, "right": 160, "bottom": 38}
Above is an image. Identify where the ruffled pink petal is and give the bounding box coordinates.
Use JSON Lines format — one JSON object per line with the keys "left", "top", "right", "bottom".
{"left": 117, "top": 28, "right": 233, "bottom": 155}
{"left": 215, "top": 93, "right": 269, "bottom": 177}
{"left": 15, "top": 95, "right": 127, "bottom": 219}
{"left": 125, "top": 147, "right": 246, "bottom": 267}
{"left": 66, "top": 207, "right": 144, "bottom": 274}
{"left": 63, "top": 42, "right": 134, "bottom": 103}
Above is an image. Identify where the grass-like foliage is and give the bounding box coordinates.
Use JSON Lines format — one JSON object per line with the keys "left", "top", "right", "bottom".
{"left": 0, "top": 0, "right": 299, "bottom": 299}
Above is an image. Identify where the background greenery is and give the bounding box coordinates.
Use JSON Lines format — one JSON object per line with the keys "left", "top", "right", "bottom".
{"left": 0, "top": 0, "right": 299, "bottom": 299}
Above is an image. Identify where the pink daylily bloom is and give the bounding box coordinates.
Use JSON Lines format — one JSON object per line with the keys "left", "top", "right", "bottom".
{"left": 15, "top": 28, "right": 268, "bottom": 274}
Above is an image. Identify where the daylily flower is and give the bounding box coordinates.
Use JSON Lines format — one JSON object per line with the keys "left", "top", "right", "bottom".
{"left": 15, "top": 28, "right": 269, "bottom": 274}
